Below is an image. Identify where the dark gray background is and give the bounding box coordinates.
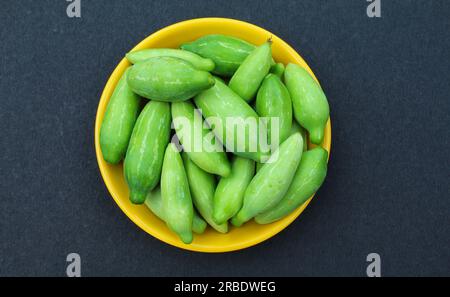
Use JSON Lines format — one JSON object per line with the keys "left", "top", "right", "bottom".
{"left": 1, "top": 0, "right": 449, "bottom": 277}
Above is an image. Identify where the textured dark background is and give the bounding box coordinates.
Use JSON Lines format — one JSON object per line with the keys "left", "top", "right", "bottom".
{"left": 0, "top": 0, "right": 449, "bottom": 277}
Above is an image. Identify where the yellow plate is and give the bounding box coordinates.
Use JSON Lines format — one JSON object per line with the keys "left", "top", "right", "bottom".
{"left": 95, "top": 18, "right": 332, "bottom": 253}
